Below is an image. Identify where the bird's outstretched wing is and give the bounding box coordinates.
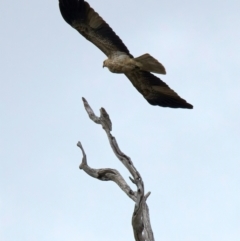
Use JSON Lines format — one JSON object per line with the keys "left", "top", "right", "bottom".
{"left": 125, "top": 71, "right": 193, "bottom": 109}
{"left": 59, "top": 0, "right": 132, "bottom": 57}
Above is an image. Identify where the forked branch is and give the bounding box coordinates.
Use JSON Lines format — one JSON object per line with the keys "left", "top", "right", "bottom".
{"left": 77, "top": 97, "right": 155, "bottom": 241}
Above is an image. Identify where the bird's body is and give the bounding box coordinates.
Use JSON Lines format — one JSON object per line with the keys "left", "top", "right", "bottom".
{"left": 59, "top": 0, "right": 193, "bottom": 109}
{"left": 103, "top": 52, "right": 136, "bottom": 73}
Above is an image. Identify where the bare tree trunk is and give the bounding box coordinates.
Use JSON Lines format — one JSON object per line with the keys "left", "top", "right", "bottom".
{"left": 77, "top": 97, "right": 155, "bottom": 241}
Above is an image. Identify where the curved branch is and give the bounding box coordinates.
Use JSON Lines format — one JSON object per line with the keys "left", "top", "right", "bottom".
{"left": 77, "top": 141, "right": 137, "bottom": 201}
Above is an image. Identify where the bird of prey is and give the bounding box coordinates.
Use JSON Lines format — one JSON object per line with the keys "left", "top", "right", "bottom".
{"left": 59, "top": 0, "right": 193, "bottom": 109}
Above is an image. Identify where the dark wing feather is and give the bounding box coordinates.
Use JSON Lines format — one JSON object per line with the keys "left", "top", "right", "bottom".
{"left": 59, "top": 0, "right": 132, "bottom": 57}
{"left": 125, "top": 71, "right": 193, "bottom": 109}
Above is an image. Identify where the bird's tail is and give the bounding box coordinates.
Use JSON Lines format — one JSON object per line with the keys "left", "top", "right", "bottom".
{"left": 134, "top": 53, "right": 166, "bottom": 74}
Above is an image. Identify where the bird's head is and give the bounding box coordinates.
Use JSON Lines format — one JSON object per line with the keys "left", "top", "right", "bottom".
{"left": 103, "top": 59, "right": 110, "bottom": 68}
{"left": 103, "top": 60, "right": 106, "bottom": 68}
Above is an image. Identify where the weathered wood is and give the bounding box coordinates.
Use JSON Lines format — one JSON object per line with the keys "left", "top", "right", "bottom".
{"left": 77, "top": 97, "right": 155, "bottom": 241}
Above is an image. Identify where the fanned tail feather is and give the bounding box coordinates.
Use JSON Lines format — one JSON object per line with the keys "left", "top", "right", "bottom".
{"left": 134, "top": 53, "right": 166, "bottom": 74}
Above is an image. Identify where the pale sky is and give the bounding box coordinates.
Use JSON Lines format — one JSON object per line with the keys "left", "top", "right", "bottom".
{"left": 1, "top": 0, "right": 240, "bottom": 240}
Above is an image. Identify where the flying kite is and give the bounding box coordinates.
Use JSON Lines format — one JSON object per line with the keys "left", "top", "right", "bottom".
{"left": 59, "top": 0, "right": 193, "bottom": 109}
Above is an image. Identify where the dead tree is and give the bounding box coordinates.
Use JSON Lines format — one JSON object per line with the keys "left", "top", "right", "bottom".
{"left": 77, "top": 97, "right": 155, "bottom": 241}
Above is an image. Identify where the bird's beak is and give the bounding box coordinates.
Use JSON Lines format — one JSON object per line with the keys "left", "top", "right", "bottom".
{"left": 103, "top": 64, "right": 105, "bottom": 68}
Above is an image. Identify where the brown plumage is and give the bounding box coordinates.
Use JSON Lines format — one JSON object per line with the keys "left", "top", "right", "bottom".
{"left": 59, "top": 0, "right": 193, "bottom": 109}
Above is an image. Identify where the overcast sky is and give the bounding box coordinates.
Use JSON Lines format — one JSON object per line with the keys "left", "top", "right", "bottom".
{"left": 1, "top": 0, "right": 240, "bottom": 240}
